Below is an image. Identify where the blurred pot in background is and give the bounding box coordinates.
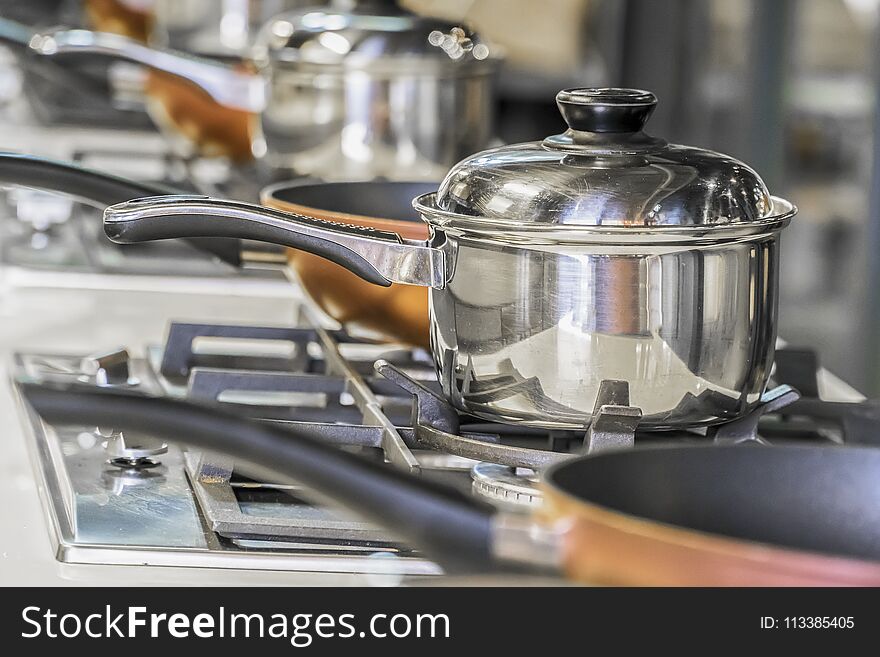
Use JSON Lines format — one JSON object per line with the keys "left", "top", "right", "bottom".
{"left": 250, "top": 0, "right": 500, "bottom": 180}
{"left": 149, "top": 0, "right": 318, "bottom": 54}
{"left": 25, "top": 0, "right": 500, "bottom": 176}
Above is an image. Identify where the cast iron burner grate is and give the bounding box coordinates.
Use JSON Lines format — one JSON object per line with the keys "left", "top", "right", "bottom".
{"left": 145, "top": 316, "right": 876, "bottom": 520}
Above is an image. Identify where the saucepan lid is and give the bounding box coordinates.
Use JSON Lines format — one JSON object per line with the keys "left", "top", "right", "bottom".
{"left": 255, "top": 0, "right": 497, "bottom": 72}
{"left": 421, "top": 87, "right": 794, "bottom": 232}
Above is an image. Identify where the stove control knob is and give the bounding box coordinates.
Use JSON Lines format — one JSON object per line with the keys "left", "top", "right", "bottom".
{"left": 80, "top": 348, "right": 137, "bottom": 387}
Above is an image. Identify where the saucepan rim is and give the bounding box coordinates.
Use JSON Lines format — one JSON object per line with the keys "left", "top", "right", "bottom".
{"left": 413, "top": 193, "right": 796, "bottom": 244}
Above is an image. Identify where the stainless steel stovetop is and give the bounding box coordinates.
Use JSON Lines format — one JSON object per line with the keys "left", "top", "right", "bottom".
{"left": 11, "top": 314, "right": 453, "bottom": 577}
{"left": 12, "top": 302, "right": 880, "bottom": 579}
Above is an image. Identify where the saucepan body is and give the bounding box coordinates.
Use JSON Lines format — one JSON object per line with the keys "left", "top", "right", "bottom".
{"left": 421, "top": 205, "right": 785, "bottom": 429}
{"left": 103, "top": 193, "right": 794, "bottom": 429}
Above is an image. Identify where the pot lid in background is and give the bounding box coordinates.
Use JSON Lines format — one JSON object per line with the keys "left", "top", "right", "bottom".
{"left": 432, "top": 87, "right": 783, "bottom": 228}
{"left": 255, "top": 0, "right": 497, "bottom": 69}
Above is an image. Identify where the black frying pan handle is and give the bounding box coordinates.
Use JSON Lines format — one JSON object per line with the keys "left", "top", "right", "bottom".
{"left": 19, "top": 382, "right": 497, "bottom": 573}
{"left": 0, "top": 151, "right": 174, "bottom": 204}
{"left": 0, "top": 153, "right": 241, "bottom": 266}
{"left": 105, "top": 196, "right": 441, "bottom": 288}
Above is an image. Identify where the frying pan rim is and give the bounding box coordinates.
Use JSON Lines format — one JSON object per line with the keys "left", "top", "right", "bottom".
{"left": 260, "top": 179, "right": 439, "bottom": 228}
{"left": 540, "top": 442, "right": 880, "bottom": 568}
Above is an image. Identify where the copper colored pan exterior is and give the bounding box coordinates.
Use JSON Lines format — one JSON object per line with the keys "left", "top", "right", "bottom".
{"left": 145, "top": 69, "right": 256, "bottom": 162}
{"left": 263, "top": 187, "right": 431, "bottom": 347}
{"left": 85, "top": 0, "right": 153, "bottom": 42}
{"left": 542, "top": 481, "right": 880, "bottom": 587}
{"left": 545, "top": 491, "right": 880, "bottom": 586}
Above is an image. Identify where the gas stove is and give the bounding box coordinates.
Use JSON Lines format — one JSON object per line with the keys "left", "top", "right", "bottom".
{"left": 11, "top": 304, "right": 880, "bottom": 578}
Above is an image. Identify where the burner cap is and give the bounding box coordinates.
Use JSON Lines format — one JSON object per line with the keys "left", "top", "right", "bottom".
{"left": 471, "top": 462, "right": 542, "bottom": 508}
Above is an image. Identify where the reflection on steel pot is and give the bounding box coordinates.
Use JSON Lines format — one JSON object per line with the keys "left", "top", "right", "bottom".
{"left": 103, "top": 88, "right": 797, "bottom": 430}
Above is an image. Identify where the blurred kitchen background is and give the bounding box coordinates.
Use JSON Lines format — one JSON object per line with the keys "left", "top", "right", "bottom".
{"left": 1, "top": 0, "right": 879, "bottom": 392}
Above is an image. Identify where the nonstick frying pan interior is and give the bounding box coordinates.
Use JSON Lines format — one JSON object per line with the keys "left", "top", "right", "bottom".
{"left": 268, "top": 181, "right": 432, "bottom": 224}
{"left": 546, "top": 444, "right": 880, "bottom": 562}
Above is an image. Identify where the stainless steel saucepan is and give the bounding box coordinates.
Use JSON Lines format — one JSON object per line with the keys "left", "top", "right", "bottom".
{"left": 103, "top": 88, "right": 797, "bottom": 430}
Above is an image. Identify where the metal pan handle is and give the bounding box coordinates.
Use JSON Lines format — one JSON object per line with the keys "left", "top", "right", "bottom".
{"left": 28, "top": 29, "right": 267, "bottom": 112}
{"left": 104, "top": 195, "right": 445, "bottom": 288}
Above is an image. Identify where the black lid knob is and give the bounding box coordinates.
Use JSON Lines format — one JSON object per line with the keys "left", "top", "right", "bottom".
{"left": 557, "top": 88, "right": 657, "bottom": 133}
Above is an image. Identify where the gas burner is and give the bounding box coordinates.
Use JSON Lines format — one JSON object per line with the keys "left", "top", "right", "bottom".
{"left": 20, "top": 349, "right": 160, "bottom": 393}
{"left": 374, "top": 360, "right": 571, "bottom": 470}
{"left": 471, "top": 463, "right": 541, "bottom": 508}
{"left": 101, "top": 427, "right": 168, "bottom": 469}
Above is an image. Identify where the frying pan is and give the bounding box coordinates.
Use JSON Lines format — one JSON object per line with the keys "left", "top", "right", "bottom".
{"left": 261, "top": 180, "right": 432, "bottom": 347}
{"left": 0, "top": 153, "right": 433, "bottom": 344}
{"left": 20, "top": 382, "right": 880, "bottom": 586}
